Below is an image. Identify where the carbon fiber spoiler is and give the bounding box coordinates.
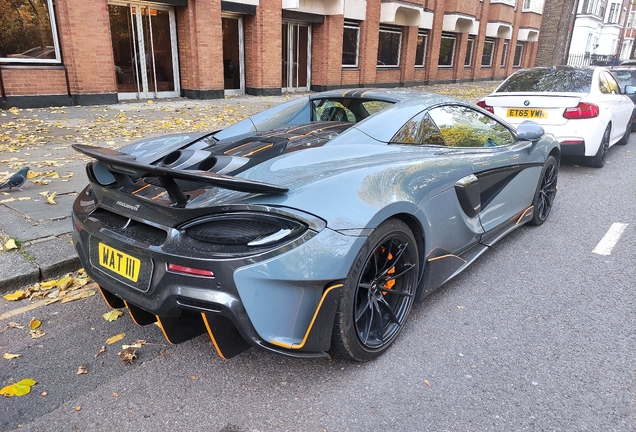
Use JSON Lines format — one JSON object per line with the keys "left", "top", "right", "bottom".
{"left": 73, "top": 144, "right": 288, "bottom": 207}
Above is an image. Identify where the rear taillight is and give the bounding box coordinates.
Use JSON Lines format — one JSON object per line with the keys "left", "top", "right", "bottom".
{"left": 476, "top": 100, "right": 494, "bottom": 114}
{"left": 563, "top": 102, "right": 599, "bottom": 119}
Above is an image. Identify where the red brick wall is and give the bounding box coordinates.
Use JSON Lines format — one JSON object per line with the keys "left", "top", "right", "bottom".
{"left": 177, "top": 0, "right": 224, "bottom": 92}
{"left": 54, "top": 0, "right": 116, "bottom": 94}
{"left": 1, "top": 67, "right": 67, "bottom": 96}
{"left": 312, "top": 15, "right": 344, "bottom": 88}
{"left": 245, "top": 0, "right": 282, "bottom": 92}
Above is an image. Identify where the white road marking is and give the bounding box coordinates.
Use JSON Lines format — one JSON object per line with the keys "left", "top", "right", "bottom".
{"left": 593, "top": 223, "right": 629, "bottom": 256}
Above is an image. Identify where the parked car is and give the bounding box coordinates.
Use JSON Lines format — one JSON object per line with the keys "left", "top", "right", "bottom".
{"left": 609, "top": 65, "right": 636, "bottom": 113}
{"left": 72, "top": 89, "right": 560, "bottom": 361}
{"left": 478, "top": 66, "right": 634, "bottom": 168}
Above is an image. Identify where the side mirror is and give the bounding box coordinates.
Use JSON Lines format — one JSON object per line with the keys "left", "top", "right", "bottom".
{"left": 625, "top": 85, "right": 636, "bottom": 95}
{"left": 516, "top": 120, "right": 545, "bottom": 141}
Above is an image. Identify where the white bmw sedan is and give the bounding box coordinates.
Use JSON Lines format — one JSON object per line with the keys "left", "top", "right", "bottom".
{"left": 478, "top": 66, "right": 634, "bottom": 168}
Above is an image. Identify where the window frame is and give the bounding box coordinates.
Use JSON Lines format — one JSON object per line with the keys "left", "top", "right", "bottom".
{"left": 377, "top": 25, "right": 402, "bottom": 68}
{"left": 464, "top": 36, "right": 475, "bottom": 67}
{"left": 513, "top": 42, "right": 524, "bottom": 68}
{"left": 0, "top": 0, "right": 62, "bottom": 64}
{"left": 415, "top": 30, "right": 428, "bottom": 68}
{"left": 342, "top": 21, "right": 360, "bottom": 68}
{"left": 481, "top": 38, "right": 496, "bottom": 67}
{"left": 438, "top": 33, "right": 456, "bottom": 68}
{"left": 500, "top": 40, "right": 509, "bottom": 67}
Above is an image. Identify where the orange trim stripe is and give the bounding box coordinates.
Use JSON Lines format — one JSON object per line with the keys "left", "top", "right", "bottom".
{"left": 243, "top": 143, "right": 273, "bottom": 156}
{"left": 516, "top": 206, "right": 533, "bottom": 225}
{"left": 223, "top": 141, "right": 255, "bottom": 155}
{"left": 201, "top": 313, "right": 226, "bottom": 360}
{"left": 151, "top": 191, "right": 167, "bottom": 200}
{"left": 124, "top": 300, "right": 142, "bottom": 326}
{"left": 428, "top": 254, "right": 467, "bottom": 263}
{"left": 269, "top": 283, "right": 343, "bottom": 349}
{"left": 132, "top": 184, "right": 151, "bottom": 194}
{"left": 154, "top": 315, "right": 174, "bottom": 345}
{"left": 97, "top": 285, "right": 112, "bottom": 307}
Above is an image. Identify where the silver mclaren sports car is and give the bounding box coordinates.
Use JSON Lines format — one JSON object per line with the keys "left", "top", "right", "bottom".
{"left": 72, "top": 89, "right": 560, "bottom": 361}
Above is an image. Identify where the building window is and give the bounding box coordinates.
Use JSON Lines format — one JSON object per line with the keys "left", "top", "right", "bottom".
{"left": 438, "top": 33, "right": 456, "bottom": 67}
{"left": 342, "top": 22, "right": 360, "bottom": 67}
{"left": 522, "top": 0, "right": 545, "bottom": 13}
{"left": 500, "top": 40, "right": 509, "bottom": 67}
{"left": 481, "top": 38, "right": 495, "bottom": 67}
{"left": 513, "top": 42, "right": 524, "bottom": 67}
{"left": 607, "top": 3, "right": 619, "bottom": 24}
{"left": 465, "top": 36, "right": 475, "bottom": 67}
{"left": 0, "top": 0, "right": 60, "bottom": 63}
{"left": 628, "top": 11, "right": 635, "bottom": 28}
{"left": 377, "top": 26, "right": 402, "bottom": 67}
{"left": 415, "top": 31, "right": 428, "bottom": 67}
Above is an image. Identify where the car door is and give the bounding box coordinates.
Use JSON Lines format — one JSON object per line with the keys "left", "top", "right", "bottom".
{"left": 600, "top": 70, "right": 633, "bottom": 143}
{"left": 426, "top": 104, "right": 545, "bottom": 237}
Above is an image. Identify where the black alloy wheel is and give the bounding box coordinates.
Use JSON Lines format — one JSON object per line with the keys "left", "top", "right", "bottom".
{"left": 530, "top": 155, "right": 558, "bottom": 226}
{"left": 332, "top": 219, "right": 419, "bottom": 361}
{"left": 586, "top": 125, "right": 610, "bottom": 168}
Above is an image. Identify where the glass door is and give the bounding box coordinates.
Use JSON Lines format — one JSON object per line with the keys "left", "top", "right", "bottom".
{"left": 282, "top": 22, "right": 310, "bottom": 92}
{"left": 222, "top": 16, "right": 245, "bottom": 95}
{"left": 109, "top": 2, "right": 180, "bottom": 99}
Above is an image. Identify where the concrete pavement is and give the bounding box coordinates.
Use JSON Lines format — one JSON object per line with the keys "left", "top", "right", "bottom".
{"left": 0, "top": 81, "right": 500, "bottom": 292}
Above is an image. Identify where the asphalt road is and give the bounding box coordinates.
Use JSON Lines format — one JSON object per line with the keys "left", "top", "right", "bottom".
{"left": 1, "top": 137, "right": 634, "bottom": 431}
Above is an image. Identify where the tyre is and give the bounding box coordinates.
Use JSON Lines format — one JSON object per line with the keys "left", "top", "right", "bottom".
{"left": 618, "top": 116, "right": 632, "bottom": 145}
{"left": 585, "top": 125, "right": 610, "bottom": 168}
{"left": 529, "top": 155, "right": 558, "bottom": 226}
{"left": 331, "top": 219, "right": 419, "bottom": 361}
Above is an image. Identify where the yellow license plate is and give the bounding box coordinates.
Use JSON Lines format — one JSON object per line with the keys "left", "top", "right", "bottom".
{"left": 507, "top": 108, "right": 548, "bottom": 118}
{"left": 98, "top": 243, "right": 140, "bottom": 282}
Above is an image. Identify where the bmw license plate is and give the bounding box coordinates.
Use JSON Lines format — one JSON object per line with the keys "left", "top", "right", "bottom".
{"left": 507, "top": 108, "right": 547, "bottom": 118}
{"left": 98, "top": 243, "right": 140, "bottom": 282}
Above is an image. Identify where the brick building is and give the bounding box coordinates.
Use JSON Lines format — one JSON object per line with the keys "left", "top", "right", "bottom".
{"left": 0, "top": 0, "right": 545, "bottom": 109}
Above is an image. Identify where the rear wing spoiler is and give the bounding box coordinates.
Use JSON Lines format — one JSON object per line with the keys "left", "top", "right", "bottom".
{"left": 73, "top": 144, "right": 288, "bottom": 207}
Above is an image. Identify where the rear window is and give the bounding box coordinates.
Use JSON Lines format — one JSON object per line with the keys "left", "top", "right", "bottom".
{"left": 496, "top": 68, "right": 594, "bottom": 93}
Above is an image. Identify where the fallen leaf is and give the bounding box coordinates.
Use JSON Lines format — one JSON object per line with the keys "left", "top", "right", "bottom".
{"left": 3, "top": 353, "right": 21, "bottom": 360}
{"left": 76, "top": 364, "right": 88, "bottom": 375}
{"left": 41, "top": 392, "right": 47, "bottom": 397}
{"left": 103, "top": 310, "right": 124, "bottom": 322}
{"left": 56, "top": 275, "right": 74, "bottom": 290}
{"left": 8, "top": 322, "right": 24, "bottom": 329}
{"left": 30, "top": 329, "right": 45, "bottom": 339}
{"left": 5, "top": 239, "right": 18, "bottom": 251}
{"left": 3, "top": 290, "right": 26, "bottom": 301}
{"left": 29, "top": 318, "right": 41, "bottom": 330}
{"left": 61, "top": 289, "right": 96, "bottom": 303}
{"left": 46, "top": 191, "right": 57, "bottom": 205}
{"left": 424, "top": 379, "right": 431, "bottom": 386}
{"left": 118, "top": 347, "right": 137, "bottom": 364}
{"left": 75, "top": 406, "right": 81, "bottom": 412}
{"left": 113, "top": 392, "right": 119, "bottom": 397}
{"left": 122, "top": 340, "right": 146, "bottom": 349}
{"left": 0, "top": 378, "right": 37, "bottom": 397}
{"left": 95, "top": 346, "right": 106, "bottom": 357}
{"left": 107, "top": 332, "right": 126, "bottom": 345}
{"left": 40, "top": 279, "right": 58, "bottom": 289}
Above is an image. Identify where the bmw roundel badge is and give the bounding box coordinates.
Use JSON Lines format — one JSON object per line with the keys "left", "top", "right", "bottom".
{"left": 524, "top": 100, "right": 530, "bottom": 106}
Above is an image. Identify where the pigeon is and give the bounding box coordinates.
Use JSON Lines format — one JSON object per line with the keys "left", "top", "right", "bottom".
{"left": 0, "top": 166, "right": 30, "bottom": 191}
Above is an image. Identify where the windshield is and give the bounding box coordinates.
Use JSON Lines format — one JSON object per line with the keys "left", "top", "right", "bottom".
{"left": 496, "top": 68, "right": 594, "bottom": 93}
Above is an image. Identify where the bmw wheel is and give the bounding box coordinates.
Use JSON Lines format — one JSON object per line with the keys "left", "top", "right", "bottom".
{"left": 332, "top": 219, "right": 419, "bottom": 361}
{"left": 586, "top": 125, "right": 610, "bottom": 168}
{"left": 530, "top": 155, "right": 558, "bottom": 226}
